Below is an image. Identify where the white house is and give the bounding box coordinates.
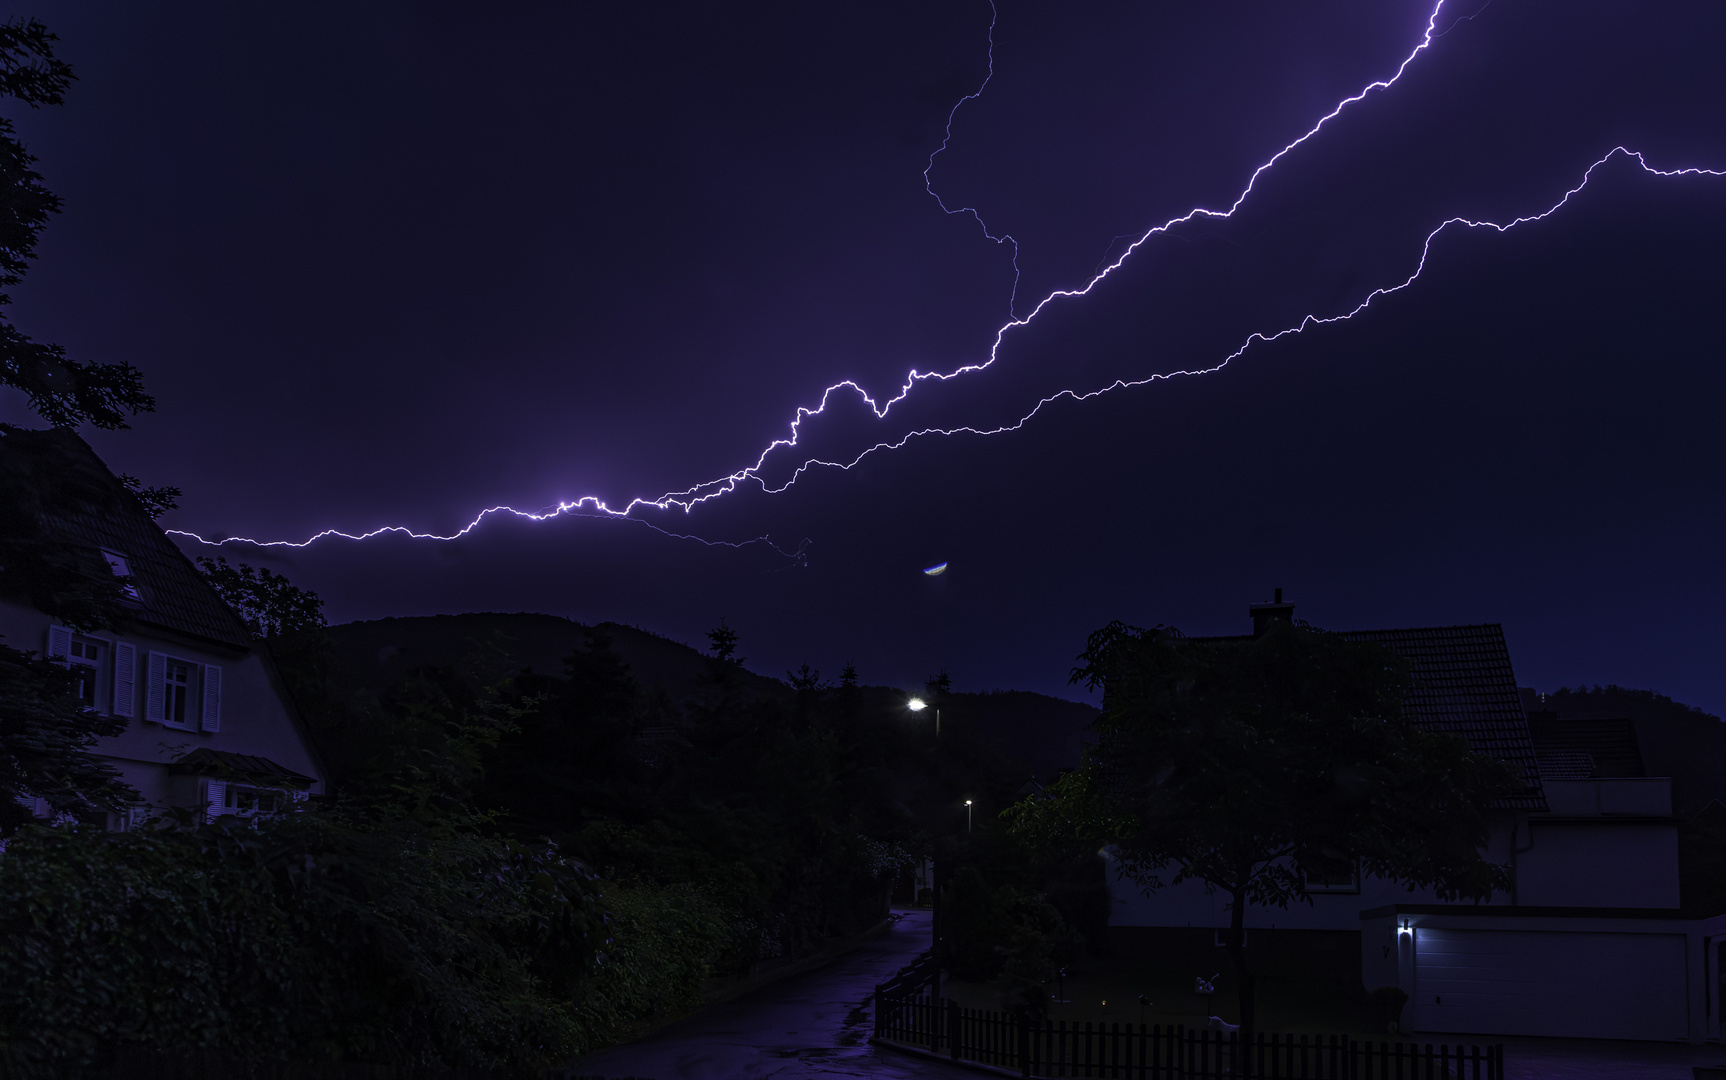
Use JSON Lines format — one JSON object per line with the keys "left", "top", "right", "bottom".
{"left": 1104, "top": 594, "right": 1726, "bottom": 1043}
{"left": 0, "top": 432, "right": 325, "bottom": 825}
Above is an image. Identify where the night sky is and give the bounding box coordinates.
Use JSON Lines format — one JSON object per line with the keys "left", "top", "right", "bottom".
{"left": 4, "top": 1, "right": 1723, "bottom": 713}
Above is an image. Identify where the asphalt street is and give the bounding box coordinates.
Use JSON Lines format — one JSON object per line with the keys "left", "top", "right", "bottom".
{"left": 562, "top": 908, "right": 975, "bottom": 1080}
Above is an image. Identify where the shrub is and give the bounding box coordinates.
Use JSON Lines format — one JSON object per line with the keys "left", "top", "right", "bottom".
{"left": 0, "top": 810, "right": 605, "bottom": 1077}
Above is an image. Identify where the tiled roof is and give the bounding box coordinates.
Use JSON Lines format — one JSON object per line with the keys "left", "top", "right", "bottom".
{"left": 53, "top": 503, "right": 252, "bottom": 649}
{"left": 1341, "top": 625, "right": 1547, "bottom": 811}
{"left": 1536, "top": 750, "right": 1597, "bottom": 780}
{"left": 12, "top": 430, "right": 252, "bottom": 649}
{"left": 1527, "top": 714, "right": 1646, "bottom": 778}
{"left": 170, "top": 748, "right": 316, "bottom": 788}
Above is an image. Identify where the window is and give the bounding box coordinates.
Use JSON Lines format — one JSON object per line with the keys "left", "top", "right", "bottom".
{"left": 109, "top": 805, "right": 152, "bottom": 831}
{"left": 226, "top": 786, "right": 286, "bottom": 815}
{"left": 206, "top": 781, "right": 296, "bottom": 820}
{"left": 46, "top": 627, "right": 135, "bottom": 718}
{"left": 1302, "top": 857, "right": 1361, "bottom": 894}
{"left": 165, "top": 659, "right": 192, "bottom": 725}
{"left": 67, "top": 636, "right": 104, "bottom": 710}
{"left": 102, "top": 549, "right": 141, "bottom": 602}
{"left": 146, "top": 651, "right": 220, "bottom": 732}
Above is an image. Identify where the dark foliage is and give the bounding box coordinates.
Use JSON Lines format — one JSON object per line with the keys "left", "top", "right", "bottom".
{"left": 115, "top": 474, "right": 180, "bottom": 518}
{"left": 0, "top": 21, "right": 153, "bottom": 430}
{"left": 0, "top": 810, "right": 607, "bottom": 1077}
{"left": 1008, "top": 618, "right": 1523, "bottom": 1044}
{"left": 0, "top": 640, "right": 138, "bottom": 834}
{"left": 197, "top": 555, "right": 327, "bottom": 639}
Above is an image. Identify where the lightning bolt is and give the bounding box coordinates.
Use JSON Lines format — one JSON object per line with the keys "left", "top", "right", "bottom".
{"left": 172, "top": 0, "right": 1724, "bottom": 555}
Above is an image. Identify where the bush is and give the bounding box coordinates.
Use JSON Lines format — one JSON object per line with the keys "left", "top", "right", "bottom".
{"left": 0, "top": 810, "right": 606, "bottom": 1077}
{"left": 567, "top": 881, "right": 729, "bottom": 1048}
{"left": 1366, "top": 986, "right": 1409, "bottom": 1033}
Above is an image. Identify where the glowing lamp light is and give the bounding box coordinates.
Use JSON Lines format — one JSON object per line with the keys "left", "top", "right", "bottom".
{"left": 923, "top": 562, "right": 949, "bottom": 576}
{"left": 1398, "top": 920, "right": 1413, "bottom": 938}
{"left": 907, "top": 697, "right": 928, "bottom": 712}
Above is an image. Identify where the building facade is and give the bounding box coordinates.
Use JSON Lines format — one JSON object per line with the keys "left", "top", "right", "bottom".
{"left": 1103, "top": 597, "right": 1722, "bottom": 1042}
{"left": 2, "top": 432, "right": 324, "bottom": 825}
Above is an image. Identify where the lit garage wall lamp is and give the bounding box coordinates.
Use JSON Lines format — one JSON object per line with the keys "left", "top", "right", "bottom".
{"left": 1398, "top": 920, "right": 1413, "bottom": 938}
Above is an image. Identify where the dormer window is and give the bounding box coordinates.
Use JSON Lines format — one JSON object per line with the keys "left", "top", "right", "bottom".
{"left": 102, "top": 549, "right": 142, "bottom": 602}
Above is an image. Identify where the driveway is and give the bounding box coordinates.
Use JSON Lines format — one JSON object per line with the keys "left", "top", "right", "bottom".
{"left": 562, "top": 908, "right": 977, "bottom": 1080}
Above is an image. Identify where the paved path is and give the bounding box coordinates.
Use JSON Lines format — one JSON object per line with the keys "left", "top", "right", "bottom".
{"left": 563, "top": 908, "right": 977, "bottom": 1080}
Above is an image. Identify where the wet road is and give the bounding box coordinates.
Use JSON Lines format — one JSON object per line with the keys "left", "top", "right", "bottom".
{"left": 563, "top": 908, "right": 976, "bottom": 1080}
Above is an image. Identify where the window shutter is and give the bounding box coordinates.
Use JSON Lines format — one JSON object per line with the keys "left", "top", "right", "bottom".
{"left": 201, "top": 665, "right": 222, "bottom": 732}
{"left": 146, "top": 652, "right": 167, "bottom": 722}
{"left": 205, "top": 780, "right": 227, "bottom": 821}
{"left": 46, "top": 625, "right": 72, "bottom": 666}
{"left": 113, "top": 643, "right": 136, "bottom": 718}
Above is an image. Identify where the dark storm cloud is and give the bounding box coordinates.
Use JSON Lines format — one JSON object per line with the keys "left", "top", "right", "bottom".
{"left": 4, "top": 1, "right": 1723, "bottom": 712}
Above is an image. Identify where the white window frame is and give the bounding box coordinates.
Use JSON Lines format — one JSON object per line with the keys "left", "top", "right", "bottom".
{"left": 47, "top": 626, "right": 135, "bottom": 718}
{"left": 147, "top": 651, "right": 216, "bottom": 732}
{"left": 65, "top": 633, "right": 108, "bottom": 713}
{"left": 206, "top": 780, "right": 298, "bottom": 821}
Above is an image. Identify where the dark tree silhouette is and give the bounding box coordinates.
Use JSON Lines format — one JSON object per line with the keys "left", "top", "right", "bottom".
{"left": 0, "top": 20, "right": 153, "bottom": 430}
{"left": 1009, "top": 619, "right": 1520, "bottom": 1046}
{"left": 196, "top": 556, "right": 326, "bottom": 639}
{"left": 706, "top": 619, "right": 742, "bottom": 666}
{"left": 0, "top": 641, "right": 137, "bottom": 833}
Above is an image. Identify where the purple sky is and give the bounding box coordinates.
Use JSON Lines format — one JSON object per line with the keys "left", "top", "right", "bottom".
{"left": 5, "top": 1, "right": 1724, "bottom": 713}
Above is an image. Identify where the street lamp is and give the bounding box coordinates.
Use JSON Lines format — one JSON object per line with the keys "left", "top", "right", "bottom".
{"left": 907, "top": 696, "right": 940, "bottom": 736}
{"left": 964, "top": 799, "right": 973, "bottom": 832}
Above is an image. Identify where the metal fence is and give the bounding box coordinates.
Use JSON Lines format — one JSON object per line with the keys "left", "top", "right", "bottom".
{"left": 872, "top": 992, "right": 1505, "bottom": 1080}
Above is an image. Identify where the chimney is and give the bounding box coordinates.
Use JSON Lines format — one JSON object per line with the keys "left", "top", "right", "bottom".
{"left": 1249, "top": 587, "right": 1295, "bottom": 637}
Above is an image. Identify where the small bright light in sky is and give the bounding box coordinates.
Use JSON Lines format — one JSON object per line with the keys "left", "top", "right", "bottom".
{"left": 923, "top": 562, "right": 948, "bottom": 576}
{"left": 907, "top": 697, "right": 928, "bottom": 712}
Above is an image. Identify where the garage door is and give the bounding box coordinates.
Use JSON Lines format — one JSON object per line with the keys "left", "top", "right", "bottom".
{"left": 1413, "top": 928, "right": 1687, "bottom": 1040}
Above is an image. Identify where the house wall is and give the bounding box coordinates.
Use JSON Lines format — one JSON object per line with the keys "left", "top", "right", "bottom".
{"left": 1517, "top": 819, "right": 1680, "bottom": 908}
{"left": 1104, "top": 818, "right": 1519, "bottom": 934}
{"left": 1, "top": 600, "right": 325, "bottom": 812}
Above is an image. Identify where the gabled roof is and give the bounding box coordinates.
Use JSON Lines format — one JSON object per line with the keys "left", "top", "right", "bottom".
{"left": 1182, "top": 621, "right": 1548, "bottom": 811}
{"left": 1340, "top": 625, "right": 1547, "bottom": 811}
{"left": 5, "top": 428, "right": 252, "bottom": 650}
{"left": 53, "top": 502, "right": 252, "bottom": 649}
{"left": 1527, "top": 714, "right": 1647, "bottom": 779}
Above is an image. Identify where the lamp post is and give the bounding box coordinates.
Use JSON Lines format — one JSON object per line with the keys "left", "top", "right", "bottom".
{"left": 964, "top": 799, "right": 973, "bottom": 832}
{"left": 907, "top": 695, "right": 940, "bottom": 736}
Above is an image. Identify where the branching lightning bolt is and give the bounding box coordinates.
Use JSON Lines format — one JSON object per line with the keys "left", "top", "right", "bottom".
{"left": 172, "top": 0, "right": 1724, "bottom": 555}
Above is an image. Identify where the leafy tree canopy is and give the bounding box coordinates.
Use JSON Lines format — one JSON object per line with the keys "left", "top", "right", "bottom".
{"left": 1007, "top": 618, "right": 1522, "bottom": 1039}
{"left": 0, "top": 20, "right": 153, "bottom": 430}
{"left": 196, "top": 555, "right": 327, "bottom": 639}
{"left": 0, "top": 640, "right": 138, "bottom": 834}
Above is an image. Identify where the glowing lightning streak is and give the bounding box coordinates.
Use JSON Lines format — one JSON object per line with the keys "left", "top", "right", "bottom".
{"left": 763, "top": 148, "right": 1726, "bottom": 490}
{"left": 171, "top": 1, "right": 1723, "bottom": 553}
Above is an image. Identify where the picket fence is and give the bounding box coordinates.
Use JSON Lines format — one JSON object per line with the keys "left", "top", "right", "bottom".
{"left": 873, "top": 992, "right": 1505, "bottom": 1080}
